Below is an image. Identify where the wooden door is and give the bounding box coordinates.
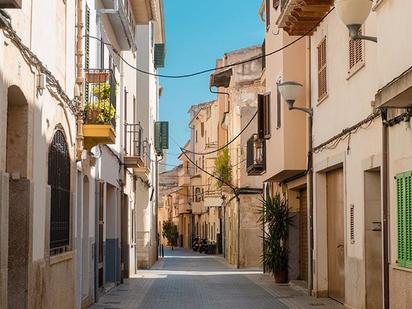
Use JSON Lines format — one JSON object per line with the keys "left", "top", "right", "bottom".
{"left": 327, "top": 168, "right": 345, "bottom": 303}
{"left": 299, "top": 188, "right": 308, "bottom": 283}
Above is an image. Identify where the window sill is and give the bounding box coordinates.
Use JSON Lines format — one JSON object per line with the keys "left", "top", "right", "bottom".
{"left": 347, "top": 62, "right": 365, "bottom": 80}
{"left": 317, "top": 93, "right": 329, "bottom": 106}
{"left": 50, "top": 250, "right": 74, "bottom": 266}
{"left": 392, "top": 264, "right": 412, "bottom": 274}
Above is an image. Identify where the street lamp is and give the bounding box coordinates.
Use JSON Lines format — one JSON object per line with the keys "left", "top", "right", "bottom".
{"left": 278, "top": 80, "right": 314, "bottom": 294}
{"left": 278, "top": 81, "right": 312, "bottom": 115}
{"left": 335, "top": 0, "right": 377, "bottom": 43}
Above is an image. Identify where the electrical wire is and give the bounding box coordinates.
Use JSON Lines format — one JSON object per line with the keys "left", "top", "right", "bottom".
{"left": 182, "top": 111, "right": 258, "bottom": 155}
{"left": 0, "top": 10, "right": 77, "bottom": 114}
{"left": 180, "top": 148, "right": 238, "bottom": 194}
{"left": 86, "top": 7, "right": 334, "bottom": 80}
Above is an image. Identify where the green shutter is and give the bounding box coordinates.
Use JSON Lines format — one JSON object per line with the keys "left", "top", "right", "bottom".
{"left": 154, "top": 44, "right": 165, "bottom": 69}
{"left": 397, "top": 171, "right": 412, "bottom": 268}
{"left": 84, "top": 5, "right": 91, "bottom": 102}
{"left": 154, "top": 121, "right": 169, "bottom": 153}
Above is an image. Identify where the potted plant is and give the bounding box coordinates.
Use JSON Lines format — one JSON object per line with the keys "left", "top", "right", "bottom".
{"left": 162, "top": 220, "right": 178, "bottom": 247}
{"left": 84, "top": 83, "right": 116, "bottom": 124}
{"left": 259, "top": 193, "right": 291, "bottom": 283}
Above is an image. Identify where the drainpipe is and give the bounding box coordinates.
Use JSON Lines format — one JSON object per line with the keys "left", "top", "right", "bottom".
{"left": 75, "top": 0, "right": 84, "bottom": 160}
{"left": 382, "top": 109, "right": 390, "bottom": 309}
{"left": 236, "top": 195, "right": 240, "bottom": 269}
{"left": 307, "top": 36, "right": 314, "bottom": 296}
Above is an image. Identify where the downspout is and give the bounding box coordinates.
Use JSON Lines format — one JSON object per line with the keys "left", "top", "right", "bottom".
{"left": 75, "top": 0, "right": 84, "bottom": 160}
{"left": 307, "top": 36, "right": 314, "bottom": 296}
{"left": 236, "top": 195, "right": 240, "bottom": 269}
{"left": 382, "top": 109, "right": 390, "bottom": 309}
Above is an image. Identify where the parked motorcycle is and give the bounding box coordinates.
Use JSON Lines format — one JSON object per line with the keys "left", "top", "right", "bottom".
{"left": 198, "top": 239, "right": 208, "bottom": 254}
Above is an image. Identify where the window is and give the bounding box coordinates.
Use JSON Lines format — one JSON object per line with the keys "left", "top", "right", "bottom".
{"left": 201, "top": 122, "right": 204, "bottom": 137}
{"left": 265, "top": 0, "right": 271, "bottom": 30}
{"left": 276, "top": 85, "right": 281, "bottom": 129}
{"left": 195, "top": 187, "right": 201, "bottom": 202}
{"left": 258, "top": 94, "right": 271, "bottom": 139}
{"left": 396, "top": 172, "right": 412, "bottom": 268}
{"left": 317, "top": 37, "right": 328, "bottom": 101}
{"left": 348, "top": 29, "right": 364, "bottom": 75}
{"left": 48, "top": 130, "right": 71, "bottom": 255}
{"left": 273, "top": 0, "right": 280, "bottom": 9}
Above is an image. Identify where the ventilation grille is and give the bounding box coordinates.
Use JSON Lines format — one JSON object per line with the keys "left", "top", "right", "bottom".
{"left": 350, "top": 204, "right": 355, "bottom": 244}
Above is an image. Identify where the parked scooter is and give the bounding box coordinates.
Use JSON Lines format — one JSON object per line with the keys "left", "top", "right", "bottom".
{"left": 192, "top": 237, "right": 200, "bottom": 252}
{"left": 198, "top": 239, "right": 208, "bottom": 254}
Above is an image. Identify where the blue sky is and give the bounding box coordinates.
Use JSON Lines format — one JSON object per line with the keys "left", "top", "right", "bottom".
{"left": 159, "top": 0, "right": 264, "bottom": 167}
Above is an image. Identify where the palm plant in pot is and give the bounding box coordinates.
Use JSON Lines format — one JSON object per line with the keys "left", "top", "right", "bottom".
{"left": 259, "top": 193, "right": 291, "bottom": 283}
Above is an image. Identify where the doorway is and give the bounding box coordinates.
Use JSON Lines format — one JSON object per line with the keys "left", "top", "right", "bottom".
{"left": 299, "top": 188, "right": 308, "bottom": 283}
{"left": 364, "top": 169, "right": 382, "bottom": 309}
{"left": 82, "top": 176, "right": 90, "bottom": 301}
{"left": 6, "top": 85, "right": 30, "bottom": 309}
{"left": 326, "top": 168, "right": 345, "bottom": 303}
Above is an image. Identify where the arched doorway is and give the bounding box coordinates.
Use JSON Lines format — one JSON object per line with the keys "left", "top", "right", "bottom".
{"left": 6, "top": 85, "right": 30, "bottom": 308}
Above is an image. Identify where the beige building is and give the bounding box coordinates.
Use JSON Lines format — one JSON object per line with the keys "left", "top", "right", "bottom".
{"left": 187, "top": 100, "right": 221, "bottom": 248}
{"left": 269, "top": 0, "right": 412, "bottom": 308}
{"left": 0, "top": 1, "right": 79, "bottom": 308}
{"left": 257, "top": 0, "right": 311, "bottom": 286}
{"left": 210, "top": 46, "right": 264, "bottom": 268}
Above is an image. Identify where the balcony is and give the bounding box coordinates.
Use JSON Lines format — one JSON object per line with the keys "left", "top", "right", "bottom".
{"left": 277, "top": 0, "right": 334, "bottom": 36}
{"left": 83, "top": 69, "right": 117, "bottom": 150}
{"left": 178, "top": 197, "right": 191, "bottom": 215}
{"left": 204, "top": 190, "right": 222, "bottom": 208}
{"left": 100, "top": 0, "right": 136, "bottom": 50}
{"left": 192, "top": 202, "right": 207, "bottom": 215}
{"left": 0, "top": 0, "right": 21, "bottom": 8}
{"left": 246, "top": 134, "right": 266, "bottom": 176}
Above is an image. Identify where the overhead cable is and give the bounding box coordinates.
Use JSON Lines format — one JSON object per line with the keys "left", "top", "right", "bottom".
{"left": 86, "top": 7, "right": 335, "bottom": 79}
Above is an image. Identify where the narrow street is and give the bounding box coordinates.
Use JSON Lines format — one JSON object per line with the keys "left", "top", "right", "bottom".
{"left": 91, "top": 248, "right": 341, "bottom": 309}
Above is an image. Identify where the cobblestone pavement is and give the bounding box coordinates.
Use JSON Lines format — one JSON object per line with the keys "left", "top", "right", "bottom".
{"left": 90, "top": 248, "right": 342, "bottom": 309}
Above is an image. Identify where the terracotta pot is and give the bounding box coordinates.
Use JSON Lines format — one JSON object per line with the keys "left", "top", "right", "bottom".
{"left": 274, "top": 269, "right": 288, "bottom": 283}
{"left": 86, "top": 71, "right": 109, "bottom": 84}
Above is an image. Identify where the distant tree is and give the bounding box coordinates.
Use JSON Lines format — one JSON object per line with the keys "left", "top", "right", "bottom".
{"left": 214, "top": 148, "right": 232, "bottom": 188}
{"left": 162, "top": 220, "right": 178, "bottom": 246}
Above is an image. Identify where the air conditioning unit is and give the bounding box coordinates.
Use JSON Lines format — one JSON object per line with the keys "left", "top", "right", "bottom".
{"left": 0, "top": 0, "right": 22, "bottom": 8}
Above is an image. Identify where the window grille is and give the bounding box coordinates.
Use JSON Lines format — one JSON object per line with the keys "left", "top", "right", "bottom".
{"left": 48, "top": 130, "right": 71, "bottom": 255}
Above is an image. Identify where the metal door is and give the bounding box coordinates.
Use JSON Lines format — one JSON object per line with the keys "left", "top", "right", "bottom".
{"left": 327, "top": 168, "right": 345, "bottom": 303}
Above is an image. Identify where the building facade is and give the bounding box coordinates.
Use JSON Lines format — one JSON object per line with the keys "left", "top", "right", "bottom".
{"left": 0, "top": 0, "right": 166, "bottom": 308}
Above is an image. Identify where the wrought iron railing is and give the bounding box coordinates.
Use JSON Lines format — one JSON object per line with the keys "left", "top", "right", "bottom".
{"left": 246, "top": 134, "right": 266, "bottom": 175}
{"left": 124, "top": 123, "right": 143, "bottom": 157}
{"left": 84, "top": 68, "right": 117, "bottom": 128}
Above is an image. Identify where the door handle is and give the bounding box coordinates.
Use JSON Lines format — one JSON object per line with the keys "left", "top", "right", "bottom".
{"left": 337, "top": 244, "right": 344, "bottom": 249}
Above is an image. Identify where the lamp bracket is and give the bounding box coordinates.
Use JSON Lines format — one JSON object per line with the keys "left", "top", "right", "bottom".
{"left": 348, "top": 24, "right": 377, "bottom": 43}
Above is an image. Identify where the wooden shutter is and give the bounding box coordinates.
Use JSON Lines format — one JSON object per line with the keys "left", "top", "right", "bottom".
{"left": 266, "top": 0, "right": 271, "bottom": 30}
{"left": 317, "top": 37, "right": 327, "bottom": 101}
{"left": 257, "top": 94, "right": 265, "bottom": 139}
{"left": 264, "top": 94, "right": 271, "bottom": 139}
{"left": 276, "top": 86, "right": 281, "bottom": 129}
{"left": 349, "top": 28, "right": 364, "bottom": 72}
{"left": 396, "top": 171, "right": 412, "bottom": 268}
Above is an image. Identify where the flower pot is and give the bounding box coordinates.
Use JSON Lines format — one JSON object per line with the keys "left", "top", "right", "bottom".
{"left": 86, "top": 71, "right": 109, "bottom": 84}
{"left": 274, "top": 269, "right": 288, "bottom": 283}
